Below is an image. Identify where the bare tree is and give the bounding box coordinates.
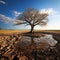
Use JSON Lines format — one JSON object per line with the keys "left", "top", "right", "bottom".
{"left": 14, "top": 8, "right": 48, "bottom": 33}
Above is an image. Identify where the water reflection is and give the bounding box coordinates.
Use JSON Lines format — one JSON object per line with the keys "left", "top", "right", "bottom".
{"left": 19, "top": 34, "right": 57, "bottom": 47}
{"left": 15, "top": 34, "right": 58, "bottom": 52}
{"left": 14, "top": 34, "right": 58, "bottom": 60}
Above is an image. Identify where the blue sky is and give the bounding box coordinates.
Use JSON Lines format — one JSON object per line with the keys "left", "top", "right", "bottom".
{"left": 0, "top": 0, "right": 60, "bottom": 30}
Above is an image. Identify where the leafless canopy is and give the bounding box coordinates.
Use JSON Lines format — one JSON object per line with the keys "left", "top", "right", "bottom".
{"left": 14, "top": 8, "right": 48, "bottom": 32}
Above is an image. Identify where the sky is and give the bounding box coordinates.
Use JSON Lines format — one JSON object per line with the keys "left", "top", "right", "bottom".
{"left": 0, "top": 0, "right": 60, "bottom": 30}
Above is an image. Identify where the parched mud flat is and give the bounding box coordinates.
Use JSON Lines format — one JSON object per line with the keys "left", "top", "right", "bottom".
{"left": 0, "top": 33, "right": 60, "bottom": 60}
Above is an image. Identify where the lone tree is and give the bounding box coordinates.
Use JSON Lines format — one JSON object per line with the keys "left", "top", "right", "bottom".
{"left": 14, "top": 8, "right": 48, "bottom": 33}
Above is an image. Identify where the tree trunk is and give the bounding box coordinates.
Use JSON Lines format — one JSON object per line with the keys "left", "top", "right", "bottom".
{"left": 30, "top": 25, "right": 34, "bottom": 33}
{"left": 31, "top": 37, "right": 34, "bottom": 43}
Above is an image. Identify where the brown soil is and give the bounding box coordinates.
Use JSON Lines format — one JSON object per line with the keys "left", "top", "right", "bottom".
{"left": 0, "top": 30, "right": 60, "bottom": 60}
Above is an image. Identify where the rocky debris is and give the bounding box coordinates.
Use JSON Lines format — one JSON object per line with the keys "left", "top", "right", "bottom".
{"left": 0, "top": 33, "right": 22, "bottom": 60}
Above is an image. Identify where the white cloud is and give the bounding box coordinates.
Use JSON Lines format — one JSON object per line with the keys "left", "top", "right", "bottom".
{"left": 0, "top": 0, "right": 6, "bottom": 4}
{"left": 40, "top": 8, "right": 60, "bottom": 21}
{"left": 13, "top": 19, "right": 26, "bottom": 25}
{"left": 40, "top": 8, "right": 58, "bottom": 15}
{"left": 0, "top": 14, "right": 13, "bottom": 23}
{"left": 0, "top": 14, "right": 24, "bottom": 24}
{"left": 14, "top": 11, "right": 22, "bottom": 17}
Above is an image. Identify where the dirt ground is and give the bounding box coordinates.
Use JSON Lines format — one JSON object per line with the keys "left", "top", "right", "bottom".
{"left": 0, "top": 30, "right": 60, "bottom": 60}
{"left": 0, "top": 30, "right": 60, "bottom": 34}
{"left": 0, "top": 30, "right": 29, "bottom": 35}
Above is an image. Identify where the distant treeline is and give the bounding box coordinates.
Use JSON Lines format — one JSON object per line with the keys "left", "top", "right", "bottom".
{"left": 0, "top": 27, "right": 3, "bottom": 30}
{"left": 0, "top": 28, "right": 15, "bottom": 30}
